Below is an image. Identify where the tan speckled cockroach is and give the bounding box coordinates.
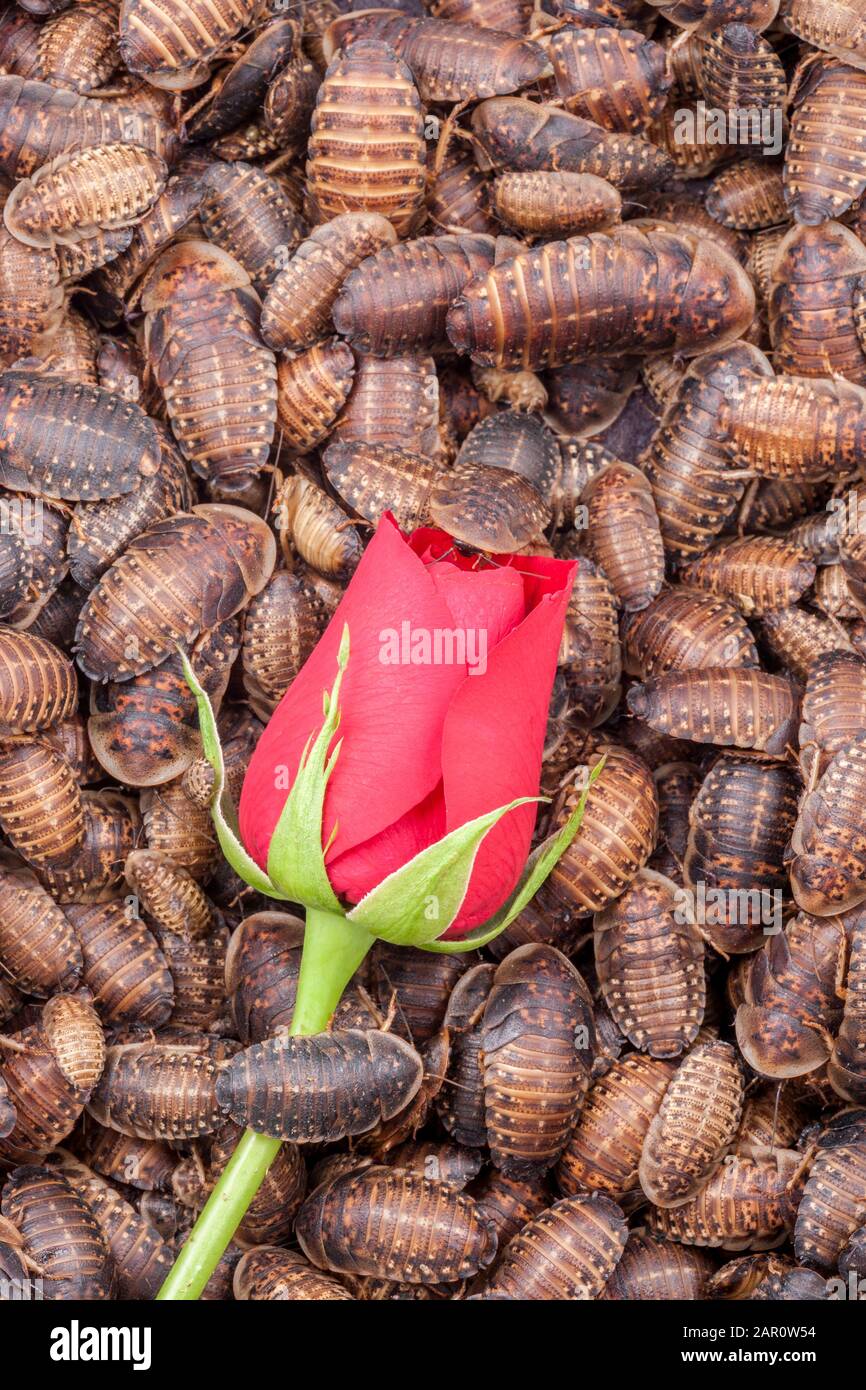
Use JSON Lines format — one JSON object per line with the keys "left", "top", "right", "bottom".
{"left": 651, "top": 194, "right": 750, "bottom": 271}
{"left": 370, "top": 943, "right": 471, "bottom": 1047}
{"left": 65, "top": 900, "right": 173, "bottom": 1030}
{"left": 428, "top": 145, "right": 496, "bottom": 236}
{"left": 638, "top": 1039, "right": 744, "bottom": 1208}
{"left": 215, "top": 1029, "right": 424, "bottom": 1143}
{"left": 296, "top": 1164, "right": 498, "bottom": 1284}
{"left": 447, "top": 225, "right": 755, "bottom": 371}
{"left": 543, "top": 745, "right": 659, "bottom": 920}
{"left": 622, "top": 589, "right": 759, "bottom": 682}
{"left": 306, "top": 41, "right": 426, "bottom": 237}
{"left": 56, "top": 225, "right": 135, "bottom": 284}
{"left": 124, "top": 848, "right": 215, "bottom": 941}
{"left": 558, "top": 558, "right": 621, "bottom": 727}
{"left": 784, "top": 55, "right": 866, "bottom": 226}
{"left": 332, "top": 234, "right": 496, "bottom": 358}
{"left": 456, "top": 410, "right": 560, "bottom": 493}
{"left": 199, "top": 160, "right": 305, "bottom": 296}
{"left": 679, "top": 537, "right": 816, "bottom": 616}
{"left": 646, "top": 1148, "right": 804, "bottom": 1250}
{"left": 0, "top": 740, "right": 84, "bottom": 870}
{"left": 700, "top": 22, "right": 787, "bottom": 119}
{"left": 74, "top": 1123, "right": 177, "bottom": 1194}
{"left": 491, "top": 171, "right": 621, "bottom": 239}
{"left": 626, "top": 669, "right": 800, "bottom": 757}
{"left": 543, "top": 25, "right": 671, "bottom": 132}
{"left": 734, "top": 910, "right": 847, "bottom": 1078}
{"left": 646, "top": 0, "right": 781, "bottom": 31}
{"left": 706, "top": 159, "right": 788, "bottom": 231}
{"left": 87, "top": 1041, "right": 224, "bottom": 1140}
{"left": 1, "top": 1165, "right": 116, "bottom": 1299}
{"left": 241, "top": 569, "right": 329, "bottom": 721}
{"left": 30, "top": 307, "right": 100, "bottom": 385}
{"left": 87, "top": 176, "right": 202, "bottom": 325}
{"left": 747, "top": 224, "right": 787, "bottom": 309}
{"left": 827, "top": 908, "right": 866, "bottom": 1100}
{"left": 769, "top": 221, "right": 866, "bottom": 384}
{"left": 647, "top": 104, "right": 735, "bottom": 180}
{"left": 762, "top": 603, "right": 845, "bottom": 675}
{"left": 74, "top": 504, "right": 274, "bottom": 683}
{"left": 0, "top": 372, "right": 159, "bottom": 502}
{"left": 479, "top": 945, "right": 595, "bottom": 1178}
{"left": 0, "top": 221, "right": 63, "bottom": 364}
{"left": 33, "top": 788, "right": 140, "bottom": 905}
{"left": 0, "top": 867, "right": 82, "bottom": 996}
{"left": 261, "top": 54, "right": 320, "bottom": 149}
{"left": 4, "top": 142, "right": 166, "bottom": 250}
{"left": 469, "top": 97, "right": 675, "bottom": 188}
{"left": 482, "top": 1192, "right": 627, "bottom": 1300}
{"left": 158, "top": 922, "right": 230, "bottom": 1032}
{"left": 602, "top": 1231, "right": 715, "bottom": 1300}
{"left": 274, "top": 472, "right": 364, "bottom": 579}
{"left": 427, "top": 458, "right": 552, "bottom": 552}
{"left": 719, "top": 374, "right": 866, "bottom": 480}
{"left": 140, "top": 776, "right": 218, "bottom": 882}
{"left": 779, "top": 0, "right": 866, "bottom": 69}
{"left": 225, "top": 912, "right": 304, "bottom": 1044}
{"left": 0, "top": 993, "right": 104, "bottom": 1163}
{"left": 794, "top": 1111, "right": 866, "bottom": 1268}
{"left": 234, "top": 1247, "right": 354, "bottom": 1301}
{"left": 275, "top": 340, "right": 356, "bottom": 455}
{"left": 470, "top": 1167, "right": 549, "bottom": 1256}
{"left": 788, "top": 732, "right": 866, "bottom": 916}
{"left": 35, "top": 0, "right": 119, "bottom": 93}
{"left": 840, "top": 1224, "right": 866, "bottom": 1276}
{"left": 322, "top": 12, "right": 548, "bottom": 104}
{"left": 430, "top": 0, "right": 533, "bottom": 34}
{"left": 331, "top": 353, "right": 441, "bottom": 456}
{"left": 119, "top": 0, "right": 267, "bottom": 91}
{"left": 436, "top": 963, "right": 495, "bottom": 1148}
{"left": 261, "top": 212, "right": 397, "bottom": 354}
{"left": 141, "top": 241, "right": 277, "bottom": 493}
{"left": 734, "top": 1085, "right": 807, "bottom": 1156}
{"left": 556, "top": 1053, "right": 675, "bottom": 1201}
{"left": 0, "top": 5, "right": 41, "bottom": 78}
{"left": 814, "top": 563, "right": 861, "bottom": 621}
{"left": 387, "top": 1139, "right": 484, "bottom": 1189}
{"left": 594, "top": 869, "right": 705, "bottom": 1059}
{"left": 209, "top": 1119, "right": 307, "bottom": 1245}
{"left": 187, "top": 15, "right": 300, "bottom": 142}
{"left": 0, "top": 629, "right": 77, "bottom": 736}
{"left": 581, "top": 460, "right": 664, "bottom": 613}
{"left": 798, "top": 650, "right": 866, "bottom": 781}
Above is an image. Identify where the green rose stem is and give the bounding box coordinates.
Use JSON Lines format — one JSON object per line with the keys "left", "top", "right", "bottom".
{"left": 156, "top": 907, "right": 374, "bottom": 1301}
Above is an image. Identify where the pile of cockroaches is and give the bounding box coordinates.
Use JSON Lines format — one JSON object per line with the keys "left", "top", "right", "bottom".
{"left": 1, "top": 0, "right": 866, "bottom": 1303}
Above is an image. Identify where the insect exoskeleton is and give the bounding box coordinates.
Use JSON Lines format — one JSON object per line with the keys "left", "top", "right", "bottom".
{"left": 602, "top": 1231, "right": 715, "bottom": 1300}
{"left": 779, "top": 0, "right": 866, "bottom": 70}
{"left": 559, "top": 557, "right": 622, "bottom": 727}
{"left": 234, "top": 1247, "right": 354, "bottom": 1301}
{"left": 3, "top": 143, "right": 167, "bottom": 250}
{"left": 371, "top": 942, "right": 473, "bottom": 1046}
{"left": 626, "top": 668, "right": 800, "bottom": 757}
{"left": 543, "top": 24, "right": 671, "bottom": 131}
{"left": 645, "top": 1147, "right": 805, "bottom": 1250}
{"left": 719, "top": 373, "right": 866, "bottom": 481}
{"left": 827, "top": 906, "right": 866, "bottom": 1101}
{"left": 556, "top": 1053, "right": 675, "bottom": 1202}
{"left": 65, "top": 899, "right": 173, "bottom": 1031}
{"left": 436, "top": 963, "right": 495, "bottom": 1148}
{"left": 273, "top": 472, "right": 364, "bottom": 579}
{"left": 330, "top": 353, "right": 441, "bottom": 456}
{"left": 53, "top": 1156, "right": 174, "bottom": 1301}
{"left": 784, "top": 55, "right": 866, "bottom": 225}
{"left": 199, "top": 160, "right": 305, "bottom": 296}
{"left": 794, "top": 1111, "right": 866, "bottom": 1269}
{"left": 798, "top": 650, "right": 866, "bottom": 782}
{"left": 1, "top": 1165, "right": 116, "bottom": 1299}
{"left": 580, "top": 460, "right": 664, "bottom": 611}
{"left": 705, "top": 159, "right": 787, "bottom": 231}
{"left": 241, "top": 569, "right": 329, "bottom": 721}
{"left": 187, "top": 15, "right": 300, "bottom": 142}
{"left": 124, "top": 848, "right": 215, "bottom": 941}
{"left": 275, "top": 340, "right": 356, "bottom": 455}
{"left": 769, "top": 220, "right": 866, "bottom": 383}
{"left": 678, "top": 536, "right": 816, "bottom": 617}
{"left": 621, "top": 588, "right": 759, "bottom": 680}
{"left": 0, "top": 866, "right": 82, "bottom": 995}
{"left": 481, "top": 1192, "right": 627, "bottom": 1300}
{"left": 0, "top": 739, "right": 85, "bottom": 870}
{"left": 458, "top": 411, "right": 561, "bottom": 494}
{"left": 491, "top": 171, "right": 622, "bottom": 239}
{"left": 788, "top": 731, "right": 866, "bottom": 916}
{"left": 700, "top": 22, "right": 787, "bottom": 119}
{"left": 119, "top": 0, "right": 268, "bottom": 91}
{"left": 86, "top": 1041, "right": 225, "bottom": 1141}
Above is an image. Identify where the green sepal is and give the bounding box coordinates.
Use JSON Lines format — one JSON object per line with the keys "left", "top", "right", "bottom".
{"left": 421, "top": 758, "right": 606, "bottom": 953}
{"left": 180, "top": 651, "right": 288, "bottom": 900}
{"left": 346, "top": 796, "right": 543, "bottom": 946}
{"left": 265, "top": 625, "right": 348, "bottom": 912}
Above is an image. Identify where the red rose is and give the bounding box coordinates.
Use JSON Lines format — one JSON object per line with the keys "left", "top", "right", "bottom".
{"left": 239, "top": 515, "right": 576, "bottom": 937}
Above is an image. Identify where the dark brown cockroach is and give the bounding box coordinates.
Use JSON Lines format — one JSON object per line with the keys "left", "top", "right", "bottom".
{"left": 622, "top": 589, "right": 759, "bottom": 681}
{"left": 157, "top": 922, "right": 229, "bottom": 1032}
{"left": 558, "top": 558, "right": 621, "bottom": 727}
{"left": 436, "top": 963, "right": 495, "bottom": 1148}
{"left": 75, "top": 1123, "right": 177, "bottom": 1193}
{"left": 0, "top": 740, "right": 84, "bottom": 870}
{"left": 543, "top": 25, "right": 670, "bottom": 132}
{"left": 56, "top": 225, "right": 134, "bottom": 284}
{"left": 747, "top": 224, "right": 787, "bottom": 309}
{"left": 125, "top": 848, "right": 215, "bottom": 940}
{"left": 646, "top": 1148, "right": 805, "bottom": 1250}
{"left": 794, "top": 1112, "right": 866, "bottom": 1268}
{"left": 141, "top": 241, "right": 277, "bottom": 493}
{"left": 480, "top": 945, "right": 595, "bottom": 1177}
{"left": 594, "top": 869, "right": 705, "bottom": 1058}
{"left": 87, "top": 1041, "right": 224, "bottom": 1141}
{"left": 75, "top": 504, "right": 274, "bottom": 683}
{"left": 30, "top": 306, "right": 100, "bottom": 384}
{"left": 274, "top": 473, "right": 364, "bottom": 580}
{"left": 119, "top": 0, "right": 267, "bottom": 90}
{"left": 734, "top": 909, "right": 847, "bottom": 1078}
{"left": 646, "top": 104, "right": 735, "bottom": 179}
{"left": 43, "top": 714, "right": 100, "bottom": 788}
{"left": 306, "top": 41, "right": 426, "bottom": 237}
{"left": 332, "top": 234, "right": 496, "bottom": 357}
{"left": 446, "top": 225, "right": 755, "bottom": 371}
{"left": 188, "top": 15, "right": 300, "bottom": 142}
{"left": 739, "top": 477, "right": 834, "bottom": 537}
{"left": 482, "top": 1192, "right": 627, "bottom": 1299}
{"left": 141, "top": 776, "right": 218, "bottom": 882}
{"left": 469, "top": 1167, "right": 549, "bottom": 1255}
{"left": 87, "top": 621, "right": 239, "bottom": 785}
{"left": 0, "top": 372, "right": 159, "bottom": 501}
{"left": 322, "top": 12, "right": 547, "bottom": 104}
{"left": 556, "top": 1053, "right": 674, "bottom": 1201}
{"left": 784, "top": 55, "right": 866, "bottom": 225}
{"left": 355, "top": 1027, "right": 452, "bottom": 1159}
{"left": 209, "top": 1119, "right": 307, "bottom": 1245}
{"left": 544, "top": 745, "right": 659, "bottom": 919}
{"left": 430, "top": 0, "right": 533, "bottom": 34}
{"left": 87, "top": 176, "right": 202, "bottom": 325}
{"left": 331, "top": 353, "right": 441, "bottom": 456}
{"left": 471, "top": 364, "right": 547, "bottom": 414}
{"left": 491, "top": 171, "right": 621, "bottom": 239}
{"left": 234, "top": 1247, "right": 354, "bottom": 1301}
{"left": 388, "top": 1139, "right": 484, "bottom": 1188}
{"left": 0, "top": 221, "right": 63, "bottom": 364}
{"left": 706, "top": 159, "right": 788, "bottom": 231}
{"left": 199, "top": 160, "right": 305, "bottom": 295}
{"left": 241, "top": 570, "right": 329, "bottom": 721}
{"left": 0, "top": 867, "right": 82, "bottom": 996}
{"left": 700, "top": 22, "right": 787, "bottom": 119}
{"left": 1, "top": 1165, "right": 116, "bottom": 1299}
{"left": 0, "top": 75, "right": 178, "bottom": 181}
{"left": 788, "top": 732, "right": 866, "bottom": 916}
{"left": 719, "top": 373, "right": 866, "bottom": 481}
{"left": 646, "top": 0, "right": 781, "bottom": 30}
{"left": 840, "top": 1224, "right": 866, "bottom": 1277}
{"left": 57, "top": 1156, "right": 173, "bottom": 1300}
{"left": 66, "top": 900, "right": 173, "bottom": 1030}
{"left": 276, "top": 340, "right": 356, "bottom": 455}
{"left": 225, "top": 912, "right": 304, "bottom": 1044}
{"left": 626, "top": 669, "right": 800, "bottom": 757}
{"left": 547, "top": 363, "right": 639, "bottom": 443}
{"left": 40, "top": 788, "right": 141, "bottom": 905}
{"left": 683, "top": 753, "right": 798, "bottom": 953}
{"left": 428, "top": 458, "right": 552, "bottom": 552}
{"left": 0, "top": 993, "right": 104, "bottom": 1163}
{"left": 581, "top": 460, "right": 664, "bottom": 612}
{"left": 0, "top": 5, "right": 41, "bottom": 77}
{"left": 261, "top": 212, "right": 397, "bottom": 353}
{"left": 4, "top": 142, "right": 166, "bottom": 249}
{"left": 769, "top": 221, "right": 866, "bottom": 384}
{"left": 469, "top": 97, "right": 675, "bottom": 188}
{"left": 799, "top": 651, "right": 866, "bottom": 781}
{"left": 428, "top": 144, "right": 495, "bottom": 236}
{"left": 35, "top": 0, "right": 119, "bottom": 93}
{"left": 649, "top": 762, "right": 702, "bottom": 882}
{"left": 602, "top": 1231, "right": 715, "bottom": 1300}
{"left": 638, "top": 1039, "right": 744, "bottom": 1207}
{"left": 296, "top": 1164, "right": 498, "bottom": 1284}
{"left": 651, "top": 193, "right": 752, "bottom": 270}
{"left": 457, "top": 410, "right": 560, "bottom": 494}
{"left": 262, "top": 54, "right": 320, "bottom": 149}
{"left": 371, "top": 943, "right": 471, "bottom": 1047}
{"left": 679, "top": 537, "right": 816, "bottom": 617}
{"left": 827, "top": 909, "right": 866, "bottom": 1101}
{"left": 0, "top": 628, "right": 77, "bottom": 735}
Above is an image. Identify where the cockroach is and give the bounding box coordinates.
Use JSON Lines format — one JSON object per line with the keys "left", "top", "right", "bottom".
{"left": 261, "top": 212, "right": 397, "bottom": 353}
{"left": 1, "top": 1165, "right": 116, "bottom": 1299}
{"left": 446, "top": 225, "right": 755, "bottom": 371}
{"left": 225, "top": 912, "right": 304, "bottom": 1044}
{"left": 581, "top": 460, "right": 664, "bottom": 612}
{"left": 43, "top": 713, "right": 100, "bottom": 788}
{"left": 0, "top": 740, "right": 84, "bottom": 871}
{"left": 679, "top": 537, "right": 816, "bottom": 617}
{"left": 556, "top": 1053, "right": 674, "bottom": 1201}
{"left": 428, "top": 458, "right": 551, "bottom": 551}
{"left": 436, "top": 963, "right": 495, "bottom": 1148}
{"left": 234, "top": 1247, "right": 354, "bottom": 1300}
{"left": 482, "top": 1192, "right": 627, "bottom": 1299}
{"left": 840, "top": 1223, "right": 866, "bottom": 1277}
{"left": 158, "top": 922, "right": 229, "bottom": 1032}
{"left": 199, "top": 160, "right": 305, "bottom": 295}
{"left": 209, "top": 1120, "right": 306, "bottom": 1244}
{"left": 87, "top": 1041, "right": 224, "bottom": 1141}
{"left": 0, "top": 5, "right": 41, "bottom": 78}
{"left": 119, "top": 0, "right": 267, "bottom": 91}
{"left": 75, "top": 1122, "right": 177, "bottom": 1193}
{"left": 638, "top": 1039, "right": 744, "bottom": 1207}
{"left": 602, "top": 1231, "right": 715, "bottom": 1300}
{"left": 306, "top": 41, "right": 426, "bottom": 237}
{"left": 594, "top": 869, "right": 705, "bottom": 1058}
{"left": 491, "top": 170, "right": 621, "bottom": 238}
{"left": 188, "top": 15, "right": 301, "bottom": 142}
{"left": 547, "top": 362, "right": 639, "bottom": 442}
{"left": 626, "top": 669, "right": 800, "bottom": 757}
{"left": 648, "top": 0, "right": 781, "bottom": 30}
{"left": 0, "top": 867, "right": 82, "bottom": 996}
{"left": 747, "top": 224, "right": 788, "bottom": 309}
{"left": 470, "top": 1167, "right": 549, "bottom": 1254}
{"left": 274, "top": 472, "right": 364, "bottom": 579}
{"left": 719, "top": 373, "right": 866, "bottom": 481}
{"left": 0, "top": 994, "right": 104, "bottom": 1163}
{"left": 788, "top": 732, "right": 866, "bottom": 916}
{"left": 31, "top": 306, "right": 100, "bottom": 385}
{"left": 388, "top": 1139, "right": 483, "bottom": 1188}
{"left": 780, "top": 0, "right": 866, "bottom": 71}
{"left": 275, "top": 340, "right": 355, "bottom": 455}
{"left": 0, "top": 979, "right": 21, "bottom": 1026}
{"left": 124, "top": 848, "right": 215, "bottom": 941}
{"left": 458, "top": 410, "right": 559, "bottom": 493}
{"left": 34, "top": 787, "right": 139, "bottom": 905}
{"left": 705, "top": 159, "right": 788, "bottom": 230}
{"left": 296, "top": 1165, "right": 498, "bottom": 1283}
{"left": 794, "top": 1111, "right": 866, "bottom": 1268}
{"left": 57, "top": 1156, "right": 173, "bottom": 1300}
{"left": 480, "top": 945, "right": 595, "bottom": 1177}
{"left": 0, "top": 629, "right": 77, "bottom": 735}
{"left": 331, "top": 353, "right": 440, "bottom": 455}
{"left": 140, "top": 776, "right": 218, "bottom": 881}
{"left": 622, "top": 589, "right": 759, "bottom": 681}
{"left": 371, "top": 944, "right": 471, "bottom": 1047}
{"left": 0, "top": 220, "right": 63, "bottom": 364}
{"left": 3, "top": 142, "right": 166, "bottom": 249}
{"left": 75, "top": 504, "right": 274, "bottom": 683}
{"left": 35, "top": 0, "right": 119, "bottom": 93}
{"left": 734, "top": 1085, "right": 807, "bottom": 1156}
{"left": 558, "top": 558, "right": 621, "bottom": 727}
{"left": 241, "top": 569, "right": 329, "bottom": 720}
{"left": 428, "top": 144, "right": 495, "bottom": 236}
{"left": 431, "top": 0, "right": 533, "bottom": 33}
{"left": 827, "top": 908, "right": 866, "bottom": 1101}
{"left": 799, "top": 651, "right": 866, "bottom": 781}
{"left": 646, "top": 1148, "right": 805, "bottom": 1250}
{"left": 647, "top": 103, "right": 736, "bottom": 179}
{"left": 649, "top": 762, "right": 702, "bottom": 882}
{"left": 66, "top": 900, "right": 173, "bottom": 1030}
{"left": 785, "top": 55, "right": 866, "bottom": 225}
{"left": 769, "top": 220, "right": 866, "bottom": 384}
{"left": 88, "top": 176, "right": 202, "bottom": 325}
{"left": 262, "top": 54, "right": 320, "bottom": 149}
{"left": 700, "top": 22, "right": 787, "bottom": 117}
{"left": 57, "top": 225, "right": 134, "bottom": 284}
{"left": 813, "top": 563, "right": 861, "bottom": 621}
{"left": 543, "top": 25, "right": 670, "bottom": 132}
{"left": 332, "top": 234, "right": 496, "bottom": 357}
